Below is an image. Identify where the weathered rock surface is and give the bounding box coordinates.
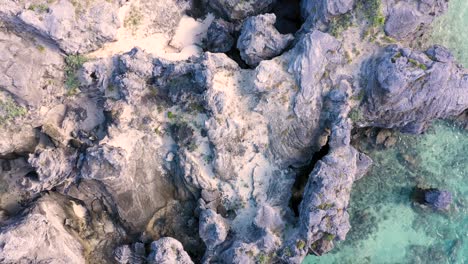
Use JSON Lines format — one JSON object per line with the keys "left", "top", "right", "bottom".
{"left": 148, "top": 237, "right": 194, "bottom": 264}
{"left": 424, "top": 189, "right": 452, "bottom": 211}
{"left": 205, "top": 0, "right": 277, "bottom": 21}
{"left": 384, "top": 0, "right": 448, "bottom": 40}
{"left": 360, "top": 45, "right": 468, "bottom": 133}
{"left": 301, "top": 0, "right": 355, "bottom": 21}
{"left": 0, "top": 0, "right": 466, "bottom": 263}
{"left": 237, "top": 14, "right": 294, "bottom": 67}
{"left": 0, "top": 192, "right": 125, "bottom": 264}
{"left": 204, "top": 18, "right": 235, "bottom": 53}
{"left": 1, "top": 0, "right": 121, "bottom": 54}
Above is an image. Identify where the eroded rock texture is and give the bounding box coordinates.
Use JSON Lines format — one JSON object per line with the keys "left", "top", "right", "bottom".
{"left": 0, "top": 0, "right": 466, "bottom": 263}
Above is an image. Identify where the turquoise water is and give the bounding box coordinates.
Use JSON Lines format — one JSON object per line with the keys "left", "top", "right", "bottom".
{"left": 304, "top": 122, "right": 468, "bottom": 264}
{"left": 431, "top": 0, "right": 468, "bottom": 67}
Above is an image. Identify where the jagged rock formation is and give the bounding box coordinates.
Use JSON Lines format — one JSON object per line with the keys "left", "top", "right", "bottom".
{"left": 237, "top": 13, "right": 294, "bottom": 67}
{"left": 360, "top": 45, "right": 468, "bottom": 133}
{"left": 1, "top": 0, "right": 121, "bottom": 54}
{"left": 384, "top": 0, "right": 448, "bottom": 40}
{"left": 205, "top": 0, "right": 278, "bottom": 21}
{"left": 0, "top": 0, "right": 466, "bottom": 263}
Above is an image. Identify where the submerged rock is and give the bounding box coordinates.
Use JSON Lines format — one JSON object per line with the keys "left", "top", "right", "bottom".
{"left": 237, "top": 13, "right": 294, "bottom": 67}
{"left": 424, "top": 189, "right": 452, "bottom": 210}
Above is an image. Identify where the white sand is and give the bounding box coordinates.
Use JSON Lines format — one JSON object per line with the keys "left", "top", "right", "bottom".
{"left": 88, "top": 0, "right": 213, "bottom": 61}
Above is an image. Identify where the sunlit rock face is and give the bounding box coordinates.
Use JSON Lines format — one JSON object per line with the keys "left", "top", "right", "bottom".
{"left": 0, "top": 0, "right": 466, "bottom": 263}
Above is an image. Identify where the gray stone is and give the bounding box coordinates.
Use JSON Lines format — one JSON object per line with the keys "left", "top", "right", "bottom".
{"left": 199, "top": 209, "right": 229, "bottom": 249}
{"left": 204, "top": 19, "right": 235, "bottom": 53}
{"left": 361, "top": 45, "right": 468, "bottom": 133}
{"left": 384, "top": 0, "right": 448, "bottom": 40}
{"left": 424, "top": 189, "right": 453, "bottom": 210}
{"left": 17, "top": 0, "right": 121, "bottom": 54}
{"left": 148, "top": 237, "right": 194, "bottom": 264}
{"left": 301, "top": 0, "right": 355, "bottom": 21}
{"left": 205, "top": 0, "right": 277, "bottom": 21}
{"left": 237, "top": 14, "right": 294, "bottom": 67}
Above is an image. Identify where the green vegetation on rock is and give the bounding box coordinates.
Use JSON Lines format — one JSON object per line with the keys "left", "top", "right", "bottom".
{"left": 0, "top": 96, "right": 27, "bottom": 124}
{"left": 64, "top": 54, "right": 87, "bottom": 94}
{"left": 329, "top": 13, "right": 353, "bottom": 37}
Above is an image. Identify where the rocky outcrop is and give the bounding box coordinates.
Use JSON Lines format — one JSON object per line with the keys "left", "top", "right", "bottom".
{"left": 0, "top": 0, "right": 466, "bottom": 263}
{"left": 0, "top": 192, "right": 126, "bottom": 264}
{"left": 205, "top": 0, "right": 278, "bottom": 21}
{"left": 384, "top": 0, "right": 448, "bottom": 40}
{"left": 237, "top": 14, "right": 294, "bottom": 67}
{"left": 360, "top": 45, "right": 468, "bottom": 133}
{"left": 2, "top": 0, "right": 121, "bottom": 54}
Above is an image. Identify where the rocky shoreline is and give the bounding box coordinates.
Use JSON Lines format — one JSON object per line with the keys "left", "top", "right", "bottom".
{"left": 0, "top": 0, "right": 466, "bottom": 263}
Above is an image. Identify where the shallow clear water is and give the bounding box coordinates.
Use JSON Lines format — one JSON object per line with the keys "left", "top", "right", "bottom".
{"left": 304, "top": 122, "right": 468, "bottom": 264}
{"left": 431, "top": 0, "right": 468, "bottom": 67}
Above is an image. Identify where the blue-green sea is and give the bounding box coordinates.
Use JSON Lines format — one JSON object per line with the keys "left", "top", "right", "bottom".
{"left": 305, "top": 122, "right": 467, "bottom": 264}
{"left": 305, "top": 2, "right": 468, "bottom": 262}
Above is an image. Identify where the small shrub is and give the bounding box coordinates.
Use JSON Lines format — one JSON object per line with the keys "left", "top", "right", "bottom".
{"left": 28, "top": 3, "right": 49, "bottom": 13}
{"left": 36, "top": 45, "right": 46, "bottom": 53}
{"left": 64, "top": 54, "right": 87, "bottom": 92}
{"left": 329, "top": 13, "right": 353, "bottom": 37}
{"left": 257, "top": 253, "right": 270, "bottom": 264}
{"left": 124, "top": 6, "right": 142, "bottom": 34}
{"left": 0, "top": 97, "right": 27, "bottom": 124}
{"left": 296, "top": 240, "right": 306, "bottom": 250}
{"left": 323, "top": 233, "right": 335, "bottom": 241}
{"left": 349, "top": 108, "right": 363, "bottom": 123}
{"left": 317, "top": 203, "right": 334, "bottom": 210}
{"left": 167, "top": 111, "right": 176, "bottom": 119}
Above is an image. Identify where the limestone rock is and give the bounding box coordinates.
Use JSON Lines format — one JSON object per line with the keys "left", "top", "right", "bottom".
{"left": 17, "top": 0, "right": 121, "bottom": 54}
{"left": 384, "top": 0, "right": 448, "bottom": 40}
{"left": 148, "top": 237, "right": 194, "bottom": 264}
{"left": 199, "top": 209, "right": 229, "bottom": 249}
{"left": 424, "top": 189, "right": 453, "bottom": 211}
{"left": 205, "top": 0, "right": 277, "bottom": 21}
{"left": 237, "top": 13, "right": 294, "bottom": 67}
{"left": 361, "top": 45, "right": 468, "bottom": 133}
{"left": 301, "top": 0, "right": 355, "bottom": 21}
{"left": 204, "top": 19, "right": 235, "bottom": 53}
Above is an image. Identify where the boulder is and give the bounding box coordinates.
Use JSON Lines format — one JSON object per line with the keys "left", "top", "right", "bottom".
{"left": 237, "top": 14, "right": 293, "bottom": 67}
{"left": 199, "top": 209, "right": 229, "bottom": 249}
{"left": 204, "top": 19, "right": 235, "bottom": 53}
{"left": 148, "top": 237, "right": 194, "bottom": 264}
{"left": 424, "top": 189, "right": 453, "bottom": 210}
